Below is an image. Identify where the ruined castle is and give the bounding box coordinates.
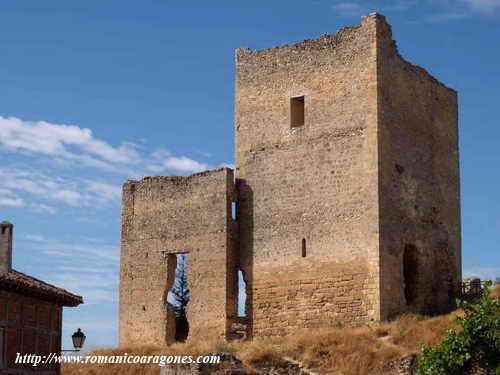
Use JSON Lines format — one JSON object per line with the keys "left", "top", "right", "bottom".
{"left": 118, "top": 13, "right": 461, "bottom": 347}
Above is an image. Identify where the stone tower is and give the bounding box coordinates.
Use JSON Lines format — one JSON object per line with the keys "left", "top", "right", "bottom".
{"left": 119, "top": 13, "right": 461, "bottom": 346}
{"left": 235, "top": 13, "right": 460, "bottom": 339}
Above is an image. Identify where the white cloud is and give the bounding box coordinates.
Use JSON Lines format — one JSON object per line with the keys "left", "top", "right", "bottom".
{"left": 52, "top": 190, "right": 82, "bottom": 206}
{"left": 0, "top": 188, "right": 26, "bottom": 207}
{"left": 332, "top": 2, "right": 370, "bottom": 17}
{"left": 0, "top": 196, "right": 25, "bottom": 207}
{"left": 0, "top": 116, "right": 141, "bottom": 168}
{"left": 331, "top": 0, "right": 414, "bottom": 17}
{"left": 0, "top": 115, "right": 227, "bottom": 216}
{"left": 84, "top": 181, "right": 122, "bottom": 202}
{"left": 28, "top": 237, "right": 119, "bottom": 262}
{"left": 384, "top": 0, "right": 418, "bottom": 11}
{"left": 46, "top": 272, "right": 118, "bottom": 304}
{"left": 0, "top": 188, "right": 15, "bottom": 196}
{"left": 218, "top": 162, "right": 235, "bottom": 169}
{"left": 77, "top": 217, "right": 94, "bottom": 223}
{"left": 0, "top": 115, "right": 216, "bottom": 178}
{"left": 58, "top": 265, "right": 114, "bottom": 274}
{"left": 425, "top": 0, "right": 500, "bottom": 19}
{"left": 331, "top": 0, "right": 500, "bottom": 21}
{"left": 19, "top": 235, "right": 120, "bottom": 306}
{"left": 463, "top": 266, "right": 500, "bottom": 281}
{"left": 0, "top": 169, "right": 61, "bottom": 197}
{"left": 461, "top": 0, "right": 500, "bottom": 13}
{"left": 146, "top": 149, "right": 210, "bottom": 174}
{"left": 31, "top": 203, "right": 57, "bottom": 214}
{"left": 0, "top": 168, "right": 123, "bottom": 208}
{"left": 25, "top": 234, "right": 48, "bottom": 242}
{"left": 162, "top": 156, "right": 209, "bottom": 173}
{"left": 425, "top": 11, "right": 469, "bottom": 22}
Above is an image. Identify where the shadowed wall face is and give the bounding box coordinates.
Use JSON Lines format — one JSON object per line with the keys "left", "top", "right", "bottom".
{"left": 119, "top": 168, "right": 237, "bottom": 346}
{"left": 234, "top": 15, "right": 384, "bottom": 338}
{"left": 376, "top": 19, "right": 461, "bottom": 318}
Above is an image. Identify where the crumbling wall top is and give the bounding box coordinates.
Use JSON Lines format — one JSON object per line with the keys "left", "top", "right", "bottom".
{"left": 236, "top": 13, "right": 386, "bottom": 61}
{"left": 235, "top": 13, "right": 388, "bottom": 59}
{"left": 236, "top": 12, "right": 455, "bottom": 93}
{"left": 124, "top": 167, "right": 234, "bottom": 187}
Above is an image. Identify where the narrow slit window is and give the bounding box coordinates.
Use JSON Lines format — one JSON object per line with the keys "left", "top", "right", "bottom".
{"left": 291, "top": 96, "right": 305, "bottom": 128}
{"left": 231, "top": 201, "right": 237, "bottom": 220}
{"left": 0, "top": 328, "right": 4, "bottom": 369}
{"left": 302, "top": 238, "right": 306, "bottom": 257}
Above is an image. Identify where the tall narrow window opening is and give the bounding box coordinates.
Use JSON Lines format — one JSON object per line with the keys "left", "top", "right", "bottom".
{"left": 403, "top": 244, "right": 418, "bottom": 305}
{"left": 291, "top": 96, "right": 305, "bottom": 128}
{"left": 231, "top": 201, "right": 237, "bottom": 220}
{"left": 167, "top": 253, "right": 191, "bottom": 342}
{"left": 302, "top": 238, "right": 307, "bottom": 258}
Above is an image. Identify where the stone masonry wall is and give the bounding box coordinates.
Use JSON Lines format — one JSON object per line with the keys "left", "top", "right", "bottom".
{"left": 235, "top": 14, "right": 383, "bottom": 338}
{"left": 119, "top": 168, "right": 238, "bottom": 347}
{"left": 376, "top": 17, "right": 461, "bottom": 318}
{"left": 118, "top": 13, "right": 461, "bottom": 344}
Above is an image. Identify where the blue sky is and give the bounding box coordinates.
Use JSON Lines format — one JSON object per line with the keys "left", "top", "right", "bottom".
{"left": 0, "top": 0, "right": 499, "bottom": 351}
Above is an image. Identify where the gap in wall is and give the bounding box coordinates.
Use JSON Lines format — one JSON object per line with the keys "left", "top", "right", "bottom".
{"left": 238, "top": 269, "right": 247, "bottom": 317}
{"left": 167, "top": 253, "right": 191, "bottom": 342}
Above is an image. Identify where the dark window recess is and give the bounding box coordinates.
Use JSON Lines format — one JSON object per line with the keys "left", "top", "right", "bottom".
{"left": 403, "top": 244, "right": 418, "bottom": 305}
{"left": 0, "top": 328, "right": 4, "bottom": 368}
{"left": 302, "top": 238, "right": 307, "bottom": 258}
{"left": 291, "top": 96, "right": 305, "bottom": 128}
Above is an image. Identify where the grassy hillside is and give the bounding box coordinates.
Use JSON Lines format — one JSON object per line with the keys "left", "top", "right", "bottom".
{"left": 62, "top": 285, "right": 500, "bottom": 375}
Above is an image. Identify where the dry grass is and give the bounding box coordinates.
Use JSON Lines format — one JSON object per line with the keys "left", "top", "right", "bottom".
{"left": 386, "top": 312, "right": 461, "bottom": 352}
{"left": 61, "top": 339, "right": 237, "bottom": 375}
{"left": 62, "top": 314, "right": 455, "bottom": 375}
{"left": 62, "top": 289, "right": 500, "bottom": 375}
{"left": 254, "top": 311, "right": 462, "bottom": 375}
{"left": 492, "top": 284, "right": 500, "bottom": 298}
{"left": 272, "top": 327, "right": 404, "bottom": 375}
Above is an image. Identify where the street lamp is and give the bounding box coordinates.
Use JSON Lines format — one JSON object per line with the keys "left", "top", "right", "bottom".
{"left": 72, "top": 328, "right": 86, "bottom": 350}
{"left": 61, "top": 328, "right": 86, "bottom": 352}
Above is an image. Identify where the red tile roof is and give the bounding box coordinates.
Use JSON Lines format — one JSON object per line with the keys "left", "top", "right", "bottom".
{"left": 0, "top": 269, "right": 83, "bottom": 307}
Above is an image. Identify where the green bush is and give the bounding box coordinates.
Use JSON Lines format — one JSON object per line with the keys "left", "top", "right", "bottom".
{"left": 417, "top": 280, "right": 500, "bottom": 375}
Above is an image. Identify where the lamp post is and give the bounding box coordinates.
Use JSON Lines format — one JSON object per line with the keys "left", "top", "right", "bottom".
{"left": 61, "top": 328, "right": 86, "bottom": 352}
